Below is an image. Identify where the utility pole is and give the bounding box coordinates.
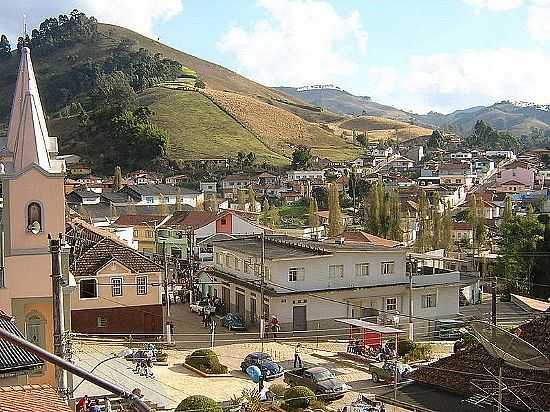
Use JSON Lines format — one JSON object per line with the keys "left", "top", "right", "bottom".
{"left": 491, "top": 277, "right": 497, "bottom": 326}
{"left": 49, "top": 234, "right": 67, "bottom": 396}
{"left": 163, "top": 242, "right": 171, "bottom": 344}
{"left": 188, "top": 230, "right": 195, "bottom": 305}
{"left": 260, "top": 233, "right": 265, "bottom": 352}
{"left": 407, "top": 257, "right": 414, "bottom": 341}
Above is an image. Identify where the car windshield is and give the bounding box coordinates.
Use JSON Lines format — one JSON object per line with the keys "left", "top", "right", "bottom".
{"left": 313, "top": 370, "right": 334, "bottom": 381}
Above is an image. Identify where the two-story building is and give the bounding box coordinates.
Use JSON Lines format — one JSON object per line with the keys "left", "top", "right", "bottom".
{"left": 496, "top": 160, "right": 536, "bottom": 189}
{"left": 438, "top": 162, "right": 475, "bottom": 187}
{"left": 122, "top": 184, "right": 204, "bottom": 208}
{"left": 67, "top": 219, "right": 163, "bottom": 335}
{"left": 114, "top": 214, "right": 170, "bottom": 254}
{"left": 286, "top": 170, "right": 325, "bottom": 182}
{"left": 201, "top": 235, "right": 469, "bottom": 337}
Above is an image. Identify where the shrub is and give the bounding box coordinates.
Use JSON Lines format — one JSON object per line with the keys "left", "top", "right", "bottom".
{"left": 402, "top": 342, "right": 432, "bottom": 363}
{"left": 176, "top": 395, "right": 222, "bottom": 412}
{"left": 398, "top": 339, "right": 414, "bottom": 358}
{"left": 269, "top": 382, "right": 288, "bottom": 398}
{"left": 185, "top": 349, "right": 228, "bottom": 374}
{"left": 283, "top": 386, "right": 316, "bottom": 409}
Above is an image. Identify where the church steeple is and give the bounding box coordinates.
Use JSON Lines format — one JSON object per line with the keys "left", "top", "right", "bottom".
{"left": 4, "top": 47, "right": 64, "bottom": 174}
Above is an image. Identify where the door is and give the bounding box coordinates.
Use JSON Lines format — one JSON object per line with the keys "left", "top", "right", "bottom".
{"left": 222, "top": 287, "right": 230, "bottom": 313}
{"left": 250, "top": 298, "right": 257, "bottom": 324}
{"left": 143, "top": 313, "right": 153, "bottom": 333}
{"left": 236, "top": 292, "right": 245, "bottom": 318}
{"left": 293, "top": 305, "right": 307, "bottom": 331}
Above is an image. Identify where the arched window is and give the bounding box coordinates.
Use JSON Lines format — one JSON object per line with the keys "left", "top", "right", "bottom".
{"left": 27, "top": 202, "right": 42, "bottom": 233}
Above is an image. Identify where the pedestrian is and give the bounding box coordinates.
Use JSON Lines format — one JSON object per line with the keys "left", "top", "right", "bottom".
{"left": 294, "top": 343, "right": 303, "bottom": 368}
{"left": 76, "top": 395, "right": 89, "bottom": 412}
{"left": 104, "top": 396, "right": 112, "bottom": 412}
{"left": 89, "top": 400, "right": 101, "bottom": 412}
{"left": 270, "top": 315, "right": 280, "bottom": 340}
{"left": 146, "top": 355, "right": 154, "bottom": 378}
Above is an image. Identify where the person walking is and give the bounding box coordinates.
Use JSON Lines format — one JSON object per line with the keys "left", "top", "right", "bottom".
{"left": 104, "top": 396, "right": 112, "bottom": 412}
{"left": 294, "top": 343, "right": 303, "bottom": 368}
{"left": 270, "top": 316, "right": 280, "bottom": 340}
{"left": 76, "top": 395, "right": 89, "bottom": 412}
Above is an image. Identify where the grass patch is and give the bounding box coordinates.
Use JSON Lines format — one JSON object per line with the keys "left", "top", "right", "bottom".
{"left": 278, "top": 204, "right": 308, "bottom": 227}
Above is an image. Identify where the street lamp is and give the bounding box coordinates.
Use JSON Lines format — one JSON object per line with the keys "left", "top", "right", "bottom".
{"left": 71, "top": 349, "right": 133, "bottom": 395}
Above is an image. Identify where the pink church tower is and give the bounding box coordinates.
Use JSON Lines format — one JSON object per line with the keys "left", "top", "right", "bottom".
{"left": 0, "top": 47, "right": 67, "bottom": 386}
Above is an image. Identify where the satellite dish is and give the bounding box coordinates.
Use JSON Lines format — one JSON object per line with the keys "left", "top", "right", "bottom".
{"left": 29, "top": 221, "right": 41, "bottom": 235}
{"left": 470, "top": 320, "right": 550, "bottom": 371}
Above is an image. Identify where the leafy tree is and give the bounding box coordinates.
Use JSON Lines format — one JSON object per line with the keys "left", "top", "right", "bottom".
{"left": 195, "top": 79, "right": 206, "bottom": 89}
{"left": 291, "top": 146, "right": 312, "bottom": 170}
{"left": 308, "top": 197, "right": 320, "bottom": 227}
{"left": 92, "top": 71, "right": 137, "bottom": 114}
{"left": 427, "top": 130, "right": 445, "bottom": 149}
{"left": 113, "top": 166, "right": 123, "bottom": 191}
{"left": 262, "top": 198, "right": 269, "bottom": 212}
{"left": 312, "top": 186, "right": 328, "bottom": 210}
{"left": 356, "top": 134, "right": 368, "bottom": 147}
{"left": 533, "top": 214, "right": 550, "bottom": 300}
{"left": 465, "top": 120, "right": 521, "bottom": 152}
{"left": 237, "top": 189, "right": 246, "bottom": 210}
{"left": 388, "top": 194, "right": 402, "bottom": 241}
{"left": 365, "top": 182, "right": 381, "bottom": 235}
{"left": 0, "top": 34, "right": 11, "bottom": 61}
{"left": 328, "top": 183, "right": 343, "bottom": 237}
{"left": 497, "top": 214, "right": 543, "bottom": 294}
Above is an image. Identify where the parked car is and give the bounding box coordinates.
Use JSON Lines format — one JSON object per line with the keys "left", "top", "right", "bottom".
{"left": 284, "top": 367, "right": 350, "bottom": 400}
{"left": 190, "top": 299, "right": 216, "bottom": 315}
{"left": 222, "top": 313, "right": 247, "bottom": 331}
{"left": 240, "top": 352, "right": 284, "bottom": 380}
{"left": 369, "top": 361, "right": 413, "bottom": 383}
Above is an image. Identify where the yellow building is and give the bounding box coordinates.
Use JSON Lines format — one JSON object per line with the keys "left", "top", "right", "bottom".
{"left": 0, "top": 47, "right": 69, "bottom": 387}
{"left": 114, "top": 214, "right": 169, "bottom": 254}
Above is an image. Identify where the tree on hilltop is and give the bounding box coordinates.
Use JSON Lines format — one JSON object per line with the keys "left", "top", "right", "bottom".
{"left": 0, "top": 35, "right": 11, "bottom": 61}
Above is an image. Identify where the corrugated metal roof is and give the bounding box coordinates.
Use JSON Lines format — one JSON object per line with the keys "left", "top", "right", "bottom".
{"left": 0, "top": 314, "right": 43, "bottom": 374}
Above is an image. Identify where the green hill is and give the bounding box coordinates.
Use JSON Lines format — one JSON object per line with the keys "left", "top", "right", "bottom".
{"left": 1, "top": 19, "right": 362, "bottom": 171}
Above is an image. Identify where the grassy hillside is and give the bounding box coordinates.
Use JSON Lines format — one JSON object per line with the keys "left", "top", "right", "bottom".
{"left": 139, "top": 88, "right": 288, "bottom": 164}
{"left": 337, "top": 116, "right": 432, "bottom": 142}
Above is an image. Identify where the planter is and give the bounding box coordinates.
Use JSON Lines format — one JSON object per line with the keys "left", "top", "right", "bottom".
{"left": 181, "top": 362, "right": 231, "bottom": 378}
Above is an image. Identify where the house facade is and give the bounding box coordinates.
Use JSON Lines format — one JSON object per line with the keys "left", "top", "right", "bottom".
{"left": 67, "top": 220, "right": 163, "bottom": 335}
{"left": 122, "top": 184, "right": 204, "bottom": 208}
{"left": 496, "top": 161, "right": 535, "bottom": 188}
{"left": 202, "top": 236, "right": 468, "bottom": 338}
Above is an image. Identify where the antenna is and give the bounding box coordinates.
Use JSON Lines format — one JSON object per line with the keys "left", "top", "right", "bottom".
{"left": 464, "top": 320, "right": 550, "bottom": 412}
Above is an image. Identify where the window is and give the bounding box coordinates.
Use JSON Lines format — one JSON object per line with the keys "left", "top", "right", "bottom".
{"left": 221, "top": 218, "right": 227, "bottom": 225}
{"left": 133, "top": 229, "right": 139, "bottom": 237}
{"left": 80, "top": 279, "right": 97, "bottom": 299}
{"left": 27, "top": 202, "right": 42, "bottom": 232}
{"left": 422, "top": 293, "right": 437, "bottom": 308}
{"left": 26, "top": 314, "right": 45, "bottom": 348}
{"left": 216, "top": 253, "right": 223, "bottom": 265}
{"left": 97, "top": 316, "right": 107, "bottom": 328}
{"left": 111, "top": 277, "right": 123, "bottom": 297}
{"left": 145, "top": 196, "right": 154, "bottom": 203}
{"left": 145, "top": 230, "right": 154, "bottom": 239}
{"left": 381, "top": 262, "right": 395, "bottom": 275}
{"left": 288, "top": 267, "right": 305, "bottom": 282}
{"left": 264, "top": 266, "right": 271, "bottom": 281}
{"left": 136, "top": 276, "right": 148, "bottom": 295}
{"left": 171, "top": 248, "right": 182, "bottom": 259}
{"left": 355, "top": 263, "right": 369, "bottom": 276}
{"left": 226, "top": 255, "right": 234, "bottom": 269}
{"left": 328, "top": 265, "right": 344, "bottom": 279}
{"left": 235, "top": 258, "right": 242, "bottom": 271}
{"left": 244, "top": 260, "right": 251, "bottom": 273}
{"left": 385, "top": 297, "right": 398, "bottom": 311}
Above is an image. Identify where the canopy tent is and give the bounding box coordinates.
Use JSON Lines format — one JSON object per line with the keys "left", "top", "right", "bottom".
{"left": 336, "top": 318, "right": 404, "bottom": 354}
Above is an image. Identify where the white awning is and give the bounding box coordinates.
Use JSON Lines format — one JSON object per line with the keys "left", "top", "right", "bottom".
{"left": 335, "top": 318, "right": 405, "bottom": 334}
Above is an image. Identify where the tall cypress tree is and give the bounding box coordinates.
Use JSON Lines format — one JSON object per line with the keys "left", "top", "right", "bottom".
{"left": 432, "top": 192, "right": 442, "bottom": 249}
{"left": 415, "top": 190, "right": 432, "bottom": 252}
{"left": 328, "top": 183, "right": 343, "bottom": 237}
{"left": 366, "top": 182, "right": 381, "bottom": 235}
{"left": 503, "top": 195, "right": 513, "bottom": 223}
{"left": 113, "top": 165, "right": 123, "bottom": 192}
{"left": 308, "top": 197, "right": 320, "bottom": 227}
{"left": 388, "top": 194, "right": 402, "bottom": 241}
{"left": 248, "top": 188, "right": 257, "bottom": 212}
{"left": 0, "top": 34, "right": 11, "bottom": 61}
{"left": 441, "top": 201, "right": 452, "bottom": 252}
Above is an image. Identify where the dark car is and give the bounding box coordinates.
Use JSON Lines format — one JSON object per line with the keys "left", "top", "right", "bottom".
{"left": 222, "top": 313, "right": 247, "bottom": 331}
{"left": 241, "top": 352, "right": 284, "bottom": 380}
{"left": 284, "top": 367, "right": 350, "bottom": 400}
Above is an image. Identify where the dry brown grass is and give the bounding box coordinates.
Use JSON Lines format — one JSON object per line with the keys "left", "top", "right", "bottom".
{"left": 337, "top": 116, "right": 432, "bottom": 142}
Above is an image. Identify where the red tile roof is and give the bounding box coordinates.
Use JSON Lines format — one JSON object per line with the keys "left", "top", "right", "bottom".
{"left": 0, "top": 385, "right": 72, "bottom": 412}
{"left": 115, "top": 214, "right": 167, "bottom": 227}
{"left": 163, "top": 210, "right": 221, "bottom": 229}
{"left": 452, "top": 222, "right": 473, "bottom": 230}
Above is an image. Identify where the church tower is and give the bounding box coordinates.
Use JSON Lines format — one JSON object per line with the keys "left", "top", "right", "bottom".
{"left": 0, "top": 47, "right": 66, "bottom": 386}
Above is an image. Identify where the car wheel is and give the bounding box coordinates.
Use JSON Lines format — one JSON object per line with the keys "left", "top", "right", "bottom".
{"left": 372, "top": 373, "right": 379, "bottom": 383}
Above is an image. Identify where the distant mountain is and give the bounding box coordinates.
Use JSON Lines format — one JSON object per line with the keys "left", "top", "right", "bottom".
{"left": 416, "top": 101, "right": 550, "bottom": 137}
{"left": 275, "top": 85, "right": 414, "bottom": 121}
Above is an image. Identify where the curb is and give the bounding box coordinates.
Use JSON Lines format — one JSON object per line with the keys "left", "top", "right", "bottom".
{"left": 181, "top": 362, "right": 232, "bottom": 378}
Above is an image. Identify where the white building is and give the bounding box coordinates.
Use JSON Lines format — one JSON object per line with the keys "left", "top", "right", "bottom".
{"left": 286, "top": 170, "right": 325, "bottom": 182}
{"left": 201, "top": 236, "right": 473, "bottom": 337}
{"left": 121, "top": 184, "right": 204, "bottom": 208}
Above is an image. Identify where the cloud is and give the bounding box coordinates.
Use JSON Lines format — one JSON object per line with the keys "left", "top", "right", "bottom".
{"left": 217, "top": 0, "right": 368, "bottom": 86}
{"left": 527, "top": 2, "right": 550, "bottom": 43}
{"left": 0, "top": 0, "right": 183, "bottom": 41}
{"left": 369, "top": 49, "right": 550, "bottom": 114}
{"left": 462, "top": 0, "right": 524, "bottom": 12}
